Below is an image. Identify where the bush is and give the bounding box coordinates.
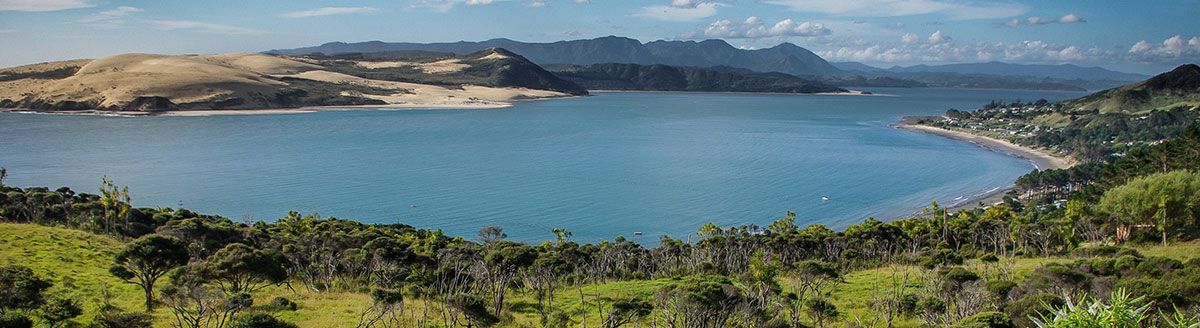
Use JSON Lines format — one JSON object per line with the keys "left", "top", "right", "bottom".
{"left": 1115, "top": 255, "right": 1142, "bottom": 272}
{"left": 0, "top": 312, "right": 33, "bottom": 328}
{"left": 941, "top": 267, "right": 981, "bottom": 286}
{"left": 1073, "top": 258, "right": 1117, "bottom": 276}
{"left": 227, "top": 313, "right": 298, "bottom": 328}
{"left": 1004, "top": 293, "right": 1062, "bottom": 328}
{"left": 955, "top": 311, "right": 1014, "bottom": 328}
{"left": 1114, "top": 278, "right": 1188, "bottom": 312}
{"left": 986, "top": 280, "right": 1018, "bottom": 300}
{"left": 89, "top": 310, "right": 152, "bottom": 328}
{"left": 980, "top": 253, "right": 1000, "bottom": 262}
{"left": 1036, "top": 263, "right": 1089, "bottom": 287}
{"left": 1070, "top": 246, "right": 1141, "bottom": 258}
{"left": 268, "top": 297, "right": 297, "bottom": 311}
{"left": 1134, "top": 256, "right": 1182, "bottom": 278}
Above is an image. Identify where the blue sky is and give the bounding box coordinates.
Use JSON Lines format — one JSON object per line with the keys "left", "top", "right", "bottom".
{"left": 0, "top": 0, "right": 1197, "bottom": 74}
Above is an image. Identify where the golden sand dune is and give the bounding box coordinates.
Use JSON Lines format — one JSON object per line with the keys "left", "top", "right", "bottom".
{"left": 0, "top": 50, "right": 580, "bottom": 113}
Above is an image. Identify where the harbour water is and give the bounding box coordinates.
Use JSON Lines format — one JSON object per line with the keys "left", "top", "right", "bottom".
{"left": 0, "top": 88, "right": 1085, "bottom": 243}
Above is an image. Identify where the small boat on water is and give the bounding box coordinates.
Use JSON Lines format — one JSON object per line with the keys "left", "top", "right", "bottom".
{"left": 822, "top": 196, "right": 830, "bottom": 201}
{"left": 633, "top": 231, "right": 643, "bottom": 236}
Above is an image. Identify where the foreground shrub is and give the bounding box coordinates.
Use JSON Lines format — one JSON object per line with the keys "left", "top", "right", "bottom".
{"left": 1031, "top": 289, "right": 1149, "bottom": 328}
{"left": 0, "top": 312, "right": 33, "bottom": 328}
{"left": 955, "top": 311, "right": 1014, "bottom": 328}
{"left": 227, "top": 313, "right": 298, "bottom": 328}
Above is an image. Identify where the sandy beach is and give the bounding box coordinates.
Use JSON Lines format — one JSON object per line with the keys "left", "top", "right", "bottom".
{"left": 895, "top": 123, "right": 1078, "bottom": 213}
{"left": 896, "top": 124, "right": 1076, "bottom": 170}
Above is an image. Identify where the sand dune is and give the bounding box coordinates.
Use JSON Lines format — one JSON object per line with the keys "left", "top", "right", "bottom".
{"left": 0, "top": 50, "right": 577, "bottom": 113}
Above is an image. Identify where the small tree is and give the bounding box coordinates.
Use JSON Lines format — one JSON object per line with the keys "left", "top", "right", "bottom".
{"left": 805, "top": 297, "right": 839, "bottom": 328}
{"left": 110, "top": 235, "right": 189, "bottom": 311}
{"left": 199, "top": 243, "right": 287, "bottom": 294}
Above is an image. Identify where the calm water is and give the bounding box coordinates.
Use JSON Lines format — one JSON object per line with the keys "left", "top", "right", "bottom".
{"left": 0, "top": 88, "right": 1084, "bottom": 243}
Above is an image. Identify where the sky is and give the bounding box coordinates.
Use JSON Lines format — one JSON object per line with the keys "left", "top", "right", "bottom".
{"left": 0, "top": 0, "right": 1197, "bottom": 75}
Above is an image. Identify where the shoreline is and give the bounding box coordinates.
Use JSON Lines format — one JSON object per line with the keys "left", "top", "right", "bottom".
{"left": 895, "top": 122, "right": 1078, "bottom": 212}
{"left": 588, "top": 89, "right": 894, "bottom": 96}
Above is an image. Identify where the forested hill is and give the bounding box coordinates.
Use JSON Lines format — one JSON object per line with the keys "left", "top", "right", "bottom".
{"left": 547, "top": 63, "right": 848, "bottom": 94}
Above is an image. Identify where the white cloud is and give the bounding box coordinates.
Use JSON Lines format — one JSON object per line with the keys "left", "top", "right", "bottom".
{"left": 636, "top": 1, "right": 720, "bottom": 22}
{"left": 281, "top": 7, "right": 377, "bottom": 18}
{"left": 149, "top": 20, "right": 266, "bottom": 35}
{"left": 762, "top": 0, "right": 1027, "bottom": 20}
{"left": 411, "top": 0, "right": 494, "bottom": 12}
{"left": 815, "top": 30, "right": 1116, "bottom": 65}
{"left": 79, "top": 6, "right": 142, "bottom": 29}
{"left": 0, "top": 0, "right": 92, "bottom": 11}
{"left": 998, "top": 13, "right": 1085, "bottom": 27}
{"left": 574, "top": 0, "right": 590, "bottom": 3}
{"left": 1127, "top": 35, "right": 1200, "bottom": 63}
{"left": 523, "top": 0, "right": 547, "bottom": 6}
{"left": 685, "top": 16, "right": 832, "bottom": 39}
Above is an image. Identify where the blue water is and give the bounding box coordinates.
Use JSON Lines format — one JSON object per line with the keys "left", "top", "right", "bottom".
{"left": 0, "top": 88, "right": 1085, "bottom": 243}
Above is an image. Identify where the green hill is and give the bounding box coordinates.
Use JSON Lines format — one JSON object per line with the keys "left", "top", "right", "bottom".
{"left": 1063, "top": 64, "right": 1200, "bottom": 114}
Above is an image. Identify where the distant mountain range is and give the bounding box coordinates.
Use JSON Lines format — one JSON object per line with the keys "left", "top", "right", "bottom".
{"left": 268, "top": 36, "right": 841, "bottom": 76}
{"left": 270, "top": 36, "right": 1150, "bottom": 92}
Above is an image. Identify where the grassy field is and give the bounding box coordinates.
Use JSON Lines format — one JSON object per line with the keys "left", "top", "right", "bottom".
{"left": 2, "top": 223, "right": 1198, "bottom": 327}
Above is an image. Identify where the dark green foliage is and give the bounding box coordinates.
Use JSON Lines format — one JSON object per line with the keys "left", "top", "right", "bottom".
{"left": 267, "top": 297, "right": 297, "bottom": 312}
{"left": 1115, "top": 255, "right": 1143, "bottom": 272}
{"left": 1072, "top": 257, "right": 1118, "bottom": 276}
{"left": 1114, "top": 278, "right": 1188, "bottom": 312}
{"left": 199, "top": 243, "right": 287, "bottom": 294}
{"left": 941, "top": 267, "right": 981, "bottom": 285}
{"left": 447, "top": 293, "right": 498, "bottom": 327}
{"left": 110, "top": 235, "right": 189, "bottom": 311}
{"left": 986, "top": 280, "right": 1018, "bottom": 299}
{"left": 1070, "top": 246, "right": 1141, "bottom": 258}
{"left": 1035, "top": 263, "right": 1089, "bottom": 287}
{"left": 0, "top": 312, "right": 32, "bottom": 328}
{"left": 1135, "top": 256, "right": 1183, "bottom": 278}
{"left": 899, "top": 294, "right": 920, "bottom": 315}
{"left": 803, "top": 298, "right": 839, "bottom": 328}
{"left": 88, "top": 309, "right": 152, "bottom": 328}
{"left": 0, "top": 265, "right": 52, "bottom": 312}
{"left": 980, "top": 253, "right": 1000, "bottom": 262}
{"left": 226, "top": 313, "right": 298, "bottom": 328}
{"left": 954, "top": 311, "right": 1014, "bottom": 328}
{"left": 37, "top": 297, "right": 81, "bottom": 328}
{"left": 1004, "top": 293, "right": 1063, "bottom": 328}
